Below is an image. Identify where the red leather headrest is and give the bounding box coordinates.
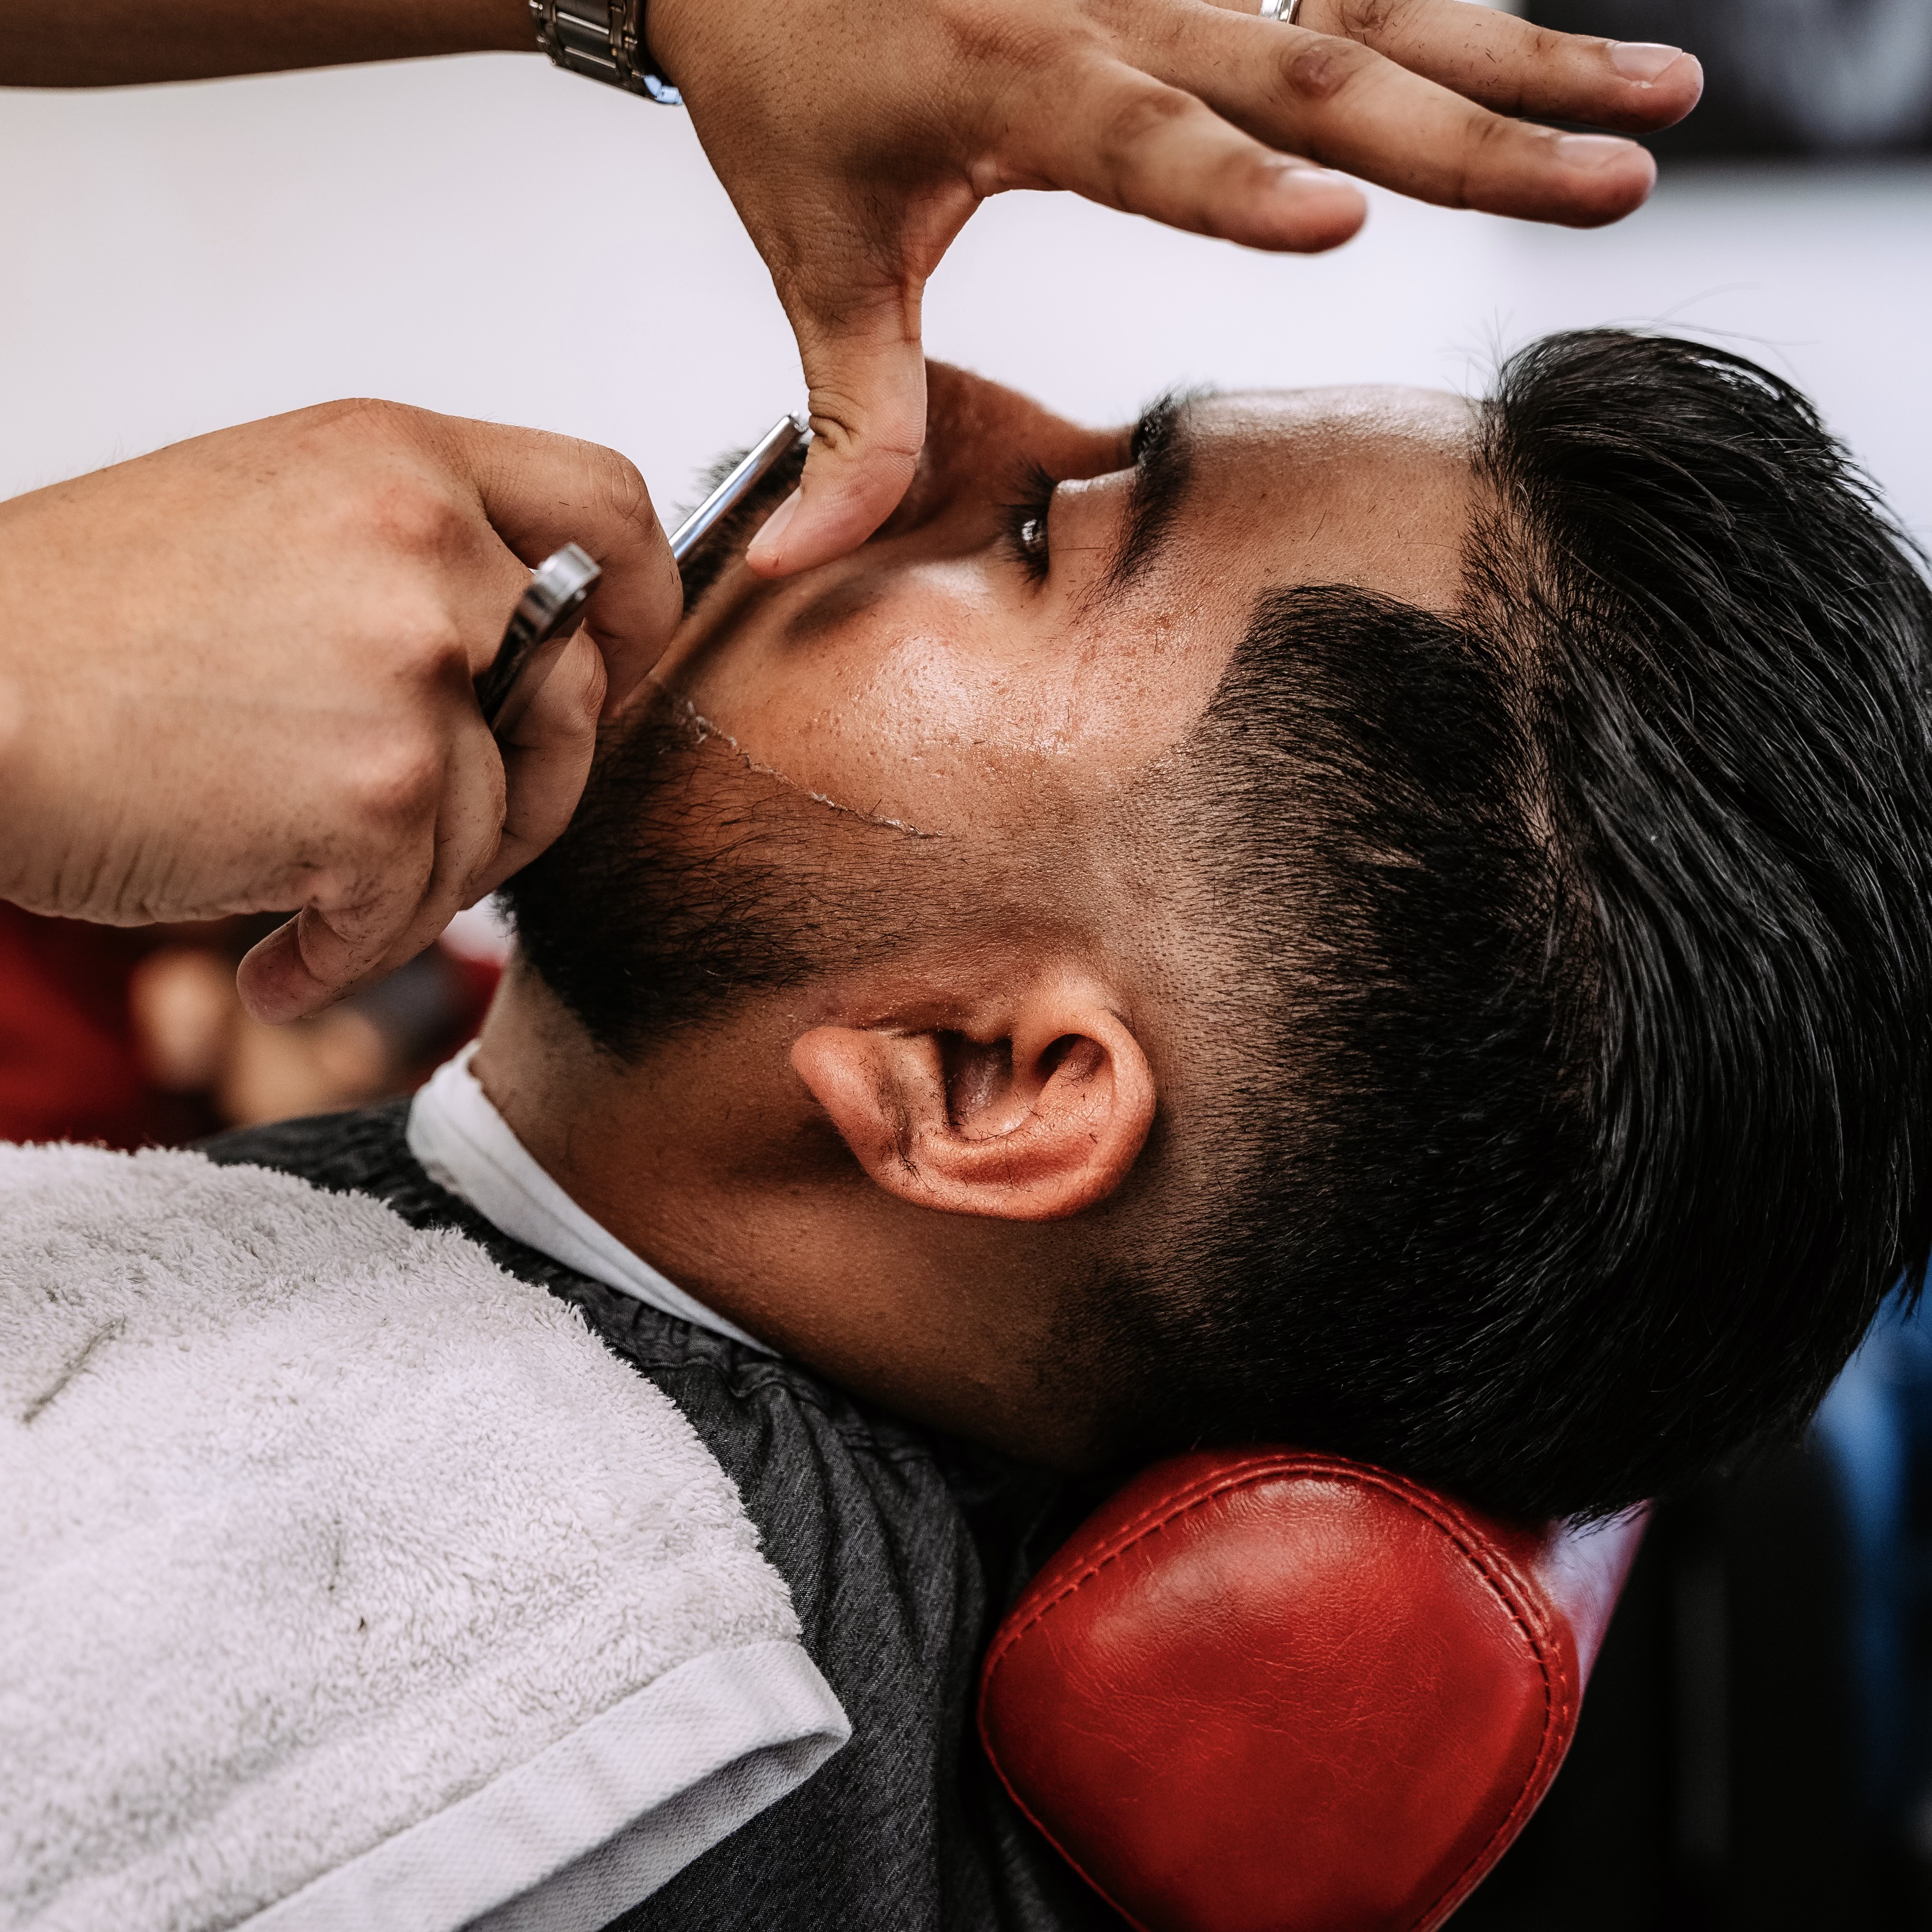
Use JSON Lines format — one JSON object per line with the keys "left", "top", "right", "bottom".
{"left": 978, "top": 1449, "right": 1643, "bottom": 1932}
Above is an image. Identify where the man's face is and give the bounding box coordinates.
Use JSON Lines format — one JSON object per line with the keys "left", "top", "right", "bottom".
{"left": 648, "top": 364, "right": 1478, "bottom": 840}
{"left": 496, "top": 365, "right": 1483, "bottom": 1459}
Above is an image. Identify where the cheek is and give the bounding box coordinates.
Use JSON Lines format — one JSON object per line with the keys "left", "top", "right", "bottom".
{"left": 683, "top": 571, "right": 1074, "bottom": 826}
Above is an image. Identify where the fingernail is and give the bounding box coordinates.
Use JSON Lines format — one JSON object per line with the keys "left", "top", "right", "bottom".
{"left": 1556, "top": 132, "right": 1640, "bottom": 170}
{"left": 1276, "top": 165, "right": 1351, "bottom": 187}
{"left": 746, "top": 488, "right": 800, "bottom": 569}
{"left": 1609, "top": 41, "right": 1683, "bottom": 82}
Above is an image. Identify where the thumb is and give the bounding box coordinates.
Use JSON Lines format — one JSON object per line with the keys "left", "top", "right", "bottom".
{"left": 434, "top": 416, "right": 683, "bottom": 715}
{"left": 747, "top": 278, "right": 931, "bottom": 579}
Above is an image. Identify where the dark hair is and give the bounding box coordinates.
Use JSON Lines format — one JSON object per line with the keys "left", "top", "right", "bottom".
{"left": 1135, "top": 330, "right": 1932, "bottom": 1520}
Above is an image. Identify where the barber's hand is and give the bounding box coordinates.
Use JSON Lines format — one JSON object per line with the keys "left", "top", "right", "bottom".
{"left": 0, "top": 400, "right": 681, "bottom": 1022}
{"left": 648, "top": 0, "right": 1702, "bottom": 577}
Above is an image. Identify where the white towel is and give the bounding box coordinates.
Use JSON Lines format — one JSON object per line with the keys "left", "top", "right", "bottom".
{"left": 0, "top": 1144, "right": 848, "bottom": 1932}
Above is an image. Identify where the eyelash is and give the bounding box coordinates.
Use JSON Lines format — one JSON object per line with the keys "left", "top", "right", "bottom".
{"left": 998, "top": 463, "right": 1056, "bottom": 584}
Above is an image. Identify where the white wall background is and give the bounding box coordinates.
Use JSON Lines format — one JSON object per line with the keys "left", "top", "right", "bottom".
{"left": 2, "top": 54, "right": 1929, "bottom": 544}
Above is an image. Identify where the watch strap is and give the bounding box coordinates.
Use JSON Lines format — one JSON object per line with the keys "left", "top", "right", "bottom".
{"left": 530, "top": 0, "right": 682, "bottom": 104}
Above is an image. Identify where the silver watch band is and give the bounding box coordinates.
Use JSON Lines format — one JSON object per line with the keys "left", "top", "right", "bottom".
{"left": 530, "top": 0, "right": 682, "bottom": 103}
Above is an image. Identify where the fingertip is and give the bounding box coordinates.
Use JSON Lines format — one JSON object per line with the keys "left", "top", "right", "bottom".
{"left": 1606, "top": 43, "right": 1705, "bottom": 127}
{"left": 744, "top": 488, "right": 802, "bottom": 577}
{"left": 1550, "top": 132, "right": 1657, "bottom": 224}
{"left": 1586, "top": 53, "right": 1704, "bottom": 134}
{"left": 236, "top": 919, "right": 334, "bottom": 1025}
{"left": 759, "top": 318, "right": 929, "bottom": 574}
{"left": 1649, "top": 51, "right": 1704, "bottom": 128}
{"left": 754, "top": 494, "right": 882, "bottom": 577}
{"left": 560, "top": 627, "right": 611, "bottom": 725}
{"left": 1253, "top": 167, "right": 1367, "bottom": 253}
{"left": 746, "top": 441, "right": 916, "bottom": 576}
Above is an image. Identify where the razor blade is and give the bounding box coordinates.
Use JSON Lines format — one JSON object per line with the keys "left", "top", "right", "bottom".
{"left": 477, "top": 412, "right": 810, "bottom": 732}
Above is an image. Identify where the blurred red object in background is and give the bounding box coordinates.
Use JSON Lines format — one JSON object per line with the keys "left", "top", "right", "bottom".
{"left": 0, "top": 905, "right": 208, "bottom": 1148}
{"left": 0, "top": 902, "right": 500, "bottom": 1149}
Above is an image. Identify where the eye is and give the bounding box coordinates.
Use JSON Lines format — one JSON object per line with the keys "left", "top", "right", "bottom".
{"left": 998, "top": 463, "right": 1056, "bottom": 585}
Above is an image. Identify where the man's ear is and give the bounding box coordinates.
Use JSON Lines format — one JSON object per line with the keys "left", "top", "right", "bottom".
{"left": 790, "top": 974, "right": 1156, "bottom": 1222}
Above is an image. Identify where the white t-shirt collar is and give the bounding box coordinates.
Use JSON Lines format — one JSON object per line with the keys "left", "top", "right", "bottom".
{"left": 407, "top": 1042, "right": 771, "bottom": 1354}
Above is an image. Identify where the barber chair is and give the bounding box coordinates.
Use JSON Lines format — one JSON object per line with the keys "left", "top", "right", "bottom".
{"left": 980, "top": 1449, "right": 1644, "bottom": 1932}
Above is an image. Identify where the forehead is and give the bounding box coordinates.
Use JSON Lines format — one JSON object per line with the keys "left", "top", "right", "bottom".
{"left": 1153, "top": 385, "right": 1479, "bottom": 619}
{"left": 1041, "top": 384, "right": 1478, "bottom": 775}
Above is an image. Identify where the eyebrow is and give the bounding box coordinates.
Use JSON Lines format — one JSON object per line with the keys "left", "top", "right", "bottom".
{"left": 1098, "top": 390, "right": 1201, "bottom": 600}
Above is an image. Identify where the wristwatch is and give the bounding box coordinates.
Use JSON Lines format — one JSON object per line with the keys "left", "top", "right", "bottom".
{"left": 530, "top": 0, "right": 682, "bottom": 104}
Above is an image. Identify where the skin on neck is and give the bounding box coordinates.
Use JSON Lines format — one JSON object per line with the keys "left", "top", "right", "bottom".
{"left": 474, "top": 949, "right": 1143, "bottom": 1466}
{"left": 476, "top": 365, "right": 1478, "bottom": 1469}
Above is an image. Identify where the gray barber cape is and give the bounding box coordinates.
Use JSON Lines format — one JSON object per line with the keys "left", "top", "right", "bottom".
{"left": 205, "top": 1103, "right": 1122, "bottom": 1932}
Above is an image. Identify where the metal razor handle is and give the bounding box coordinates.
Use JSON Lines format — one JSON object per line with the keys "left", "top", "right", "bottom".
{"left": 668, "top": 412, "right": 811, "bottom": 563}
{"left": 475, "top": 541, "right": 602, "bottom": 731}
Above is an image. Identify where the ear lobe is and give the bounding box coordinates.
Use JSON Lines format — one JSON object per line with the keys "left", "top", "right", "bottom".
{"left": 791, "top": 987, "right": 1156, "bottom": 1223}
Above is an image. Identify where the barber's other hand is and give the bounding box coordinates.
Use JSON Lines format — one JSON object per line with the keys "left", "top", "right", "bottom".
{"left": 0, "top": 401, "right": 681, "bottom": 1022}
{"left": 647, "top": 0, "right": 1701, "bottom": 576}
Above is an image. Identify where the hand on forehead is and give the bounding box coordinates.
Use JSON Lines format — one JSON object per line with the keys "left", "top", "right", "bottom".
{"left": 647, "top": 0, "right": 1698, "bottom": 575}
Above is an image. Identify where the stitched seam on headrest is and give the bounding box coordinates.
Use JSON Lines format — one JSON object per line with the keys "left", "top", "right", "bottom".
{"left": 985, "top": 1457, "right": 1553, "bottom": 1669}
{"left": 981, "top": 1452, "right": 1311, "bottom": 1666}
{"left": 1404, "top": 1523, "right": 1574, "bottom": 1932}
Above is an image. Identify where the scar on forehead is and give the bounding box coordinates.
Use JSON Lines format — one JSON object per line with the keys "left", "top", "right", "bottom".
{"left": 670, "top": 696, "right": 941, "bottom": 841}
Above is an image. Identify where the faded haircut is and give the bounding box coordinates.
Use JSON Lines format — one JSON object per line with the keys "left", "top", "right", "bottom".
{"left": 1122, "top": 330, "right": 1932, "bottom": 1520}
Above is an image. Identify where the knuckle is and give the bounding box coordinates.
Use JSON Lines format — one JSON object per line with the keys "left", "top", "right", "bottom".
{"left": 363, "top": 476, "right": 470, "bottom": 563}
{"left": 802, "top": 391, "right": 922, "bottom": 483}
{"left": 1331, "top": 0, "right": 1401, "bottom": 41}
{"left": 312, "top": 395, "right": 417, "bottom": 448}
{"left": 1277, "top": 35, "right": 1377, "bottom": 105}
{"left": 1095, "top": 81, "right": 1194, "bottom": 162}
{"left": 1452, "top": 110, "right": 1518, "bottom": 207}
{"left": 585, "top": 444, "right": 653, "bottom": 533}
{"left": 1495, "top": 27, "right": 1573, "bottom": 116}
{"left": 384, "top": 597, "right": 470, "bottom": 684}
{"left": 349, "top": 728, "right": 445, "bottom": 831}
{"left": 803, "top": 383, "right": 871, "bottom": 455}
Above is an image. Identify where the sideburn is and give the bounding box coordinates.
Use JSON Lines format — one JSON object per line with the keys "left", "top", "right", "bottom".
{"left": 500, "top": 690, "right": 944, "bottom": 1060}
